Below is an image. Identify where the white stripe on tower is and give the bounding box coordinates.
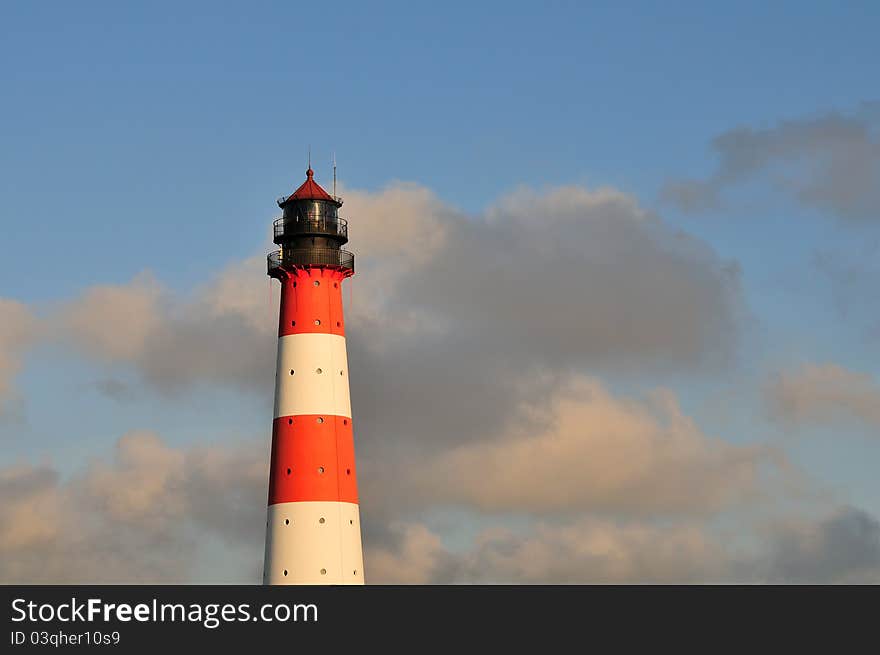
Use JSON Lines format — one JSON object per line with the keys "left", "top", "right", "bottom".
{"left": 273, "top": 333, "right": 352, "bottom": 419}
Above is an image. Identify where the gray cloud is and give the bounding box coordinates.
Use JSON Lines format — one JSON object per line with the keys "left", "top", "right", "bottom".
{"left": 663, "top": 104, "right": 880, "bottom": 221}
{"left": 362, "top": 376, "right": 776, "bottom": 519}
{"left": 1, "top": 428, "right": 874, "bottom": 584}
{"left": 0, "top": 184, "right": 756, "bottom": 572}
{"left": 0, "top": 299, "right": 39, "bottom": 416}
{"left": 366, "top": 507, "right": 880, "bottom": 584}
{"left": 366, "top": 519, "right": 736, "bottom": 584}
{"left": 766, "top": 363, "right": 880, "bottom": 429}
{"left": 91, "top": 378, "right": 135, "bottom": 402}
{"left": 4, "top": 182, "right": 827, "bottom": 584}
{"left": 357, "top": 184, "right": 741, "bottom": 371}
{"left": 57, "top": 261, "right": 277, "bottom": 395}
{"left": 765, "top": 507, "right": 880, "bottom": 583}
{"left": 59, "top": 183, "right": 742, "bottom": 386}
{"left": 2, "top": 183, "right": 771, "bottom": 566}
{"left": 813, "top": 243, "right": 880, "bottom": 341}
{"left": 364, "top": 523, "right": 460, "bottom": 584}
{"left": 345, "top": 183, "right": 742, "bottom": 460}
{"left": 0, "top": 431, "right": 267, "bottom": 584}
{"left": 50, "top": 183, "right": 743, "bottom": 467}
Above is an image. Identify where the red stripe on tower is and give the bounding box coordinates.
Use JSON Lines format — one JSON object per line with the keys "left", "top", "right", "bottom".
{"left": 263, "top": 167, "right": 363, "bottom": 585}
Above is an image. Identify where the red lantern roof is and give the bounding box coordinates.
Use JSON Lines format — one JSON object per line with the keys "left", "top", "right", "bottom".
{"left": 281, "top": 168, "right": 336, "bottom": 205}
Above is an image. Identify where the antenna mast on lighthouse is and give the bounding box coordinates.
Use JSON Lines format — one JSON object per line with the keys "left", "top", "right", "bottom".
{"left": 263, "top": 163, "right": 362, "bottom": 585}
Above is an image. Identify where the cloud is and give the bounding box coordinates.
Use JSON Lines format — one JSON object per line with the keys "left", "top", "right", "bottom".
{"left": 0, "top": 431, "right": 267, "bottom": 583}
{"left": 55, "top": 182, "right": 741, "bottom": 394}
{"left": 39, "top": 181, "right": 742, "bottom": 475}
{"left": 92, "top": 378, "right": 135, "bottom": 402}
{"left": 663, "top": 104, "right": 880, "bottom": 221}
{"left": 351, "top": 183, "right": 741, "bottom": 371}
{"left": 0, "top": 299, "right": 38, "bottom": 416}
{"left": 0, "top": 465, "right": 63, "bottom": 553}
{"left": 375, "top": 376, "right": 775, "bottom": 517}
{"left": 812, "top": 244, "right": 880, "bottom": 341}
{"left": 7, "top": 441, "right": 739, "bottom": 584}
{"left": 1, "top": 181, "right": 805, "bottom": 584}
{"left": 765, "top": 507, "right": 880, "bottom": 583}
{"left": 58, "top": 259, "right": 277, "bottom": 394}
{"left": 767, "top": 363, "right": 880, "bottom": 429}
{"left": 1, "top": 427, "right": 874, "bottom": 584}
{"left": 341, "top": 183, "right": 743, "bottom": 465}
{"left": 367, "top": 507, "right": 880, "bottom": 584}
{"left": 364, "top": 523, "right": 457, "bottom": 584}
{"left": 455, "top": 521, "right": 734, "bottom": 584}
{"left": 366, "top": 519, "right": 733, "bottom": 584}
{"left": 62, "top": 272, "right": 163, "bottom": 361}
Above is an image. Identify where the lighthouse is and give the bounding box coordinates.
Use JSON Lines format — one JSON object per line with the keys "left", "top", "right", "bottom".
{"left": 262, "top": 166, "right": 364, "bottom": 585}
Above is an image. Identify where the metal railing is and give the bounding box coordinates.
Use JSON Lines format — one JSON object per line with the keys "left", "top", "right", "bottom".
{"left": 277, "top": 194, "right": 344, "bottom": 206}
{"left": 273, "top": 215, "right": 348, "bottom": 240}
{"left": 267, "top": 248, "right": 355, "bottom": 274}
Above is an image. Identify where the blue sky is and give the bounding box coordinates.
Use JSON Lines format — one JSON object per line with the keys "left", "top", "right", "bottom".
{"left": 2, "top": 2, "right": 879, "bottom": 582}
{"left": 3, "top": 1, "right": 877, "bottom": 297}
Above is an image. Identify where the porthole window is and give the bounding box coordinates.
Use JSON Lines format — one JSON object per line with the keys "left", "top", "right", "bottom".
{"left": 289, "top": 369, "right": 295, "bottom": 375}
{"left": 314, "top": 319, "right": 321, "bottom": 326}
{"left": 317, "top": 417, "right": 324, "bottom": 424}
{"left": 316, "top": 368, "right": 323, "bottom": 374}
{"left": 286, "top": 467, "right": 292, "bottom": 475}
{"left": 291, "top": 320, "right": 296, "bottom": 327}
{"left": 319, "top": 517, "right": 326, "bottom": 524}
{"left": 353, "top": 570, "right": 357, "bottom": 575}
{"left": 346, "top": 468, "right": 351, "bottom": 475}
{"left": 343, "top": 419, "right": 348, "bottom": 426}
{"left": 336, "top": 321, "right": 341, "bottom": 327}
{"left": 285, "top": 518, "right": 290, "bottom": 525}
{"left": 314, "top": 281, "right": 320, "bottom": 287}
{"left": 334, "top": 283, "right": 338, "bottom": 288}
{"left": 283, "top": 569, "right": 288, "bottom": 577}
{"left": 288, "top": 418, "right": 293, "bottom": 425}
{"left": 320, "top": 568, "right": 327, "bottom": 575}
{"left": 318, "top": 466, "right": 325, "bottom": 474}
{"left": 349, "top": 519, "right": 353, "bottom": 525}
{"left": 339, "top": 370, "right": 344, "bottom": 376}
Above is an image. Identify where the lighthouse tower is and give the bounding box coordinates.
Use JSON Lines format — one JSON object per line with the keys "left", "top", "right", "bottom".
{"left": 263, "top": 167, "right": 364, "bottom": 585}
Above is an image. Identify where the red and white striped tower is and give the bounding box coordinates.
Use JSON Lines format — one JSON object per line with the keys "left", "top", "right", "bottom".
{"left": 263, "top": 167, "right": 363, "bottom": 585}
